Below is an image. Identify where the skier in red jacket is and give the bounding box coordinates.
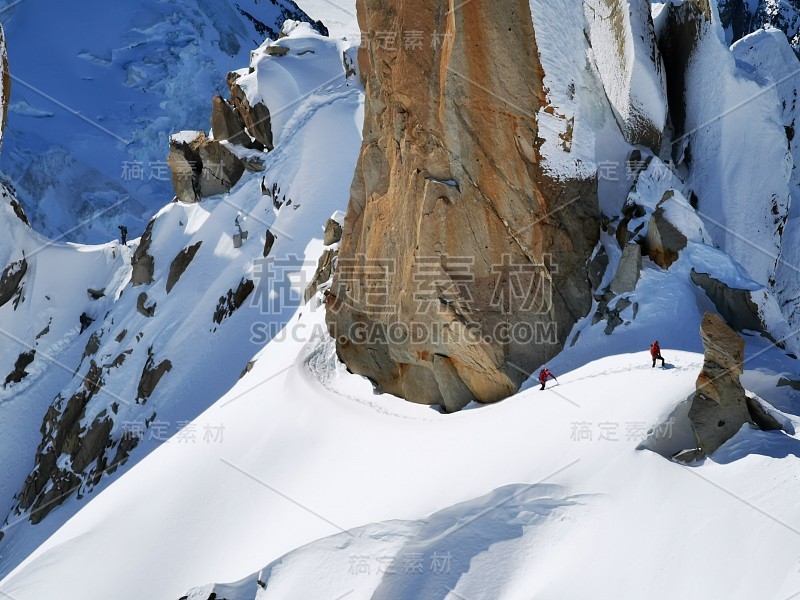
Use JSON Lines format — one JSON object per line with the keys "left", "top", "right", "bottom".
{"left": 651, "top": 341, "right": 665, "bottom": 368}
{"left": 539, "top": 368, "right": 556, "bottom": 390}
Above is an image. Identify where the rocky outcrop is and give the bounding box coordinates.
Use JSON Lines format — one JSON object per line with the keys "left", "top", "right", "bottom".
{"left": 644, "top": 202, "right": 688, "bottom": 269}
{"left": 588, "top": 247, "right": 609, "bottom": 290}
{"left": 166, "top": 242, "right": 202, "bottom": 294}
{"left": 213, "top": 279, "right": 255, "bottom": 325}
{"left": 326, "top": 0, "right": 600, "bottom": 411}
{"left": 167, "top": 131, "right": 246, "bottom": 203}
{"left": 688, "top": 312, "right": 782, "bottom": 455}
{"left": 305, "top": 249, "right": 337, "bottom": 304}
{"left": 262, "top": 230, "right": 276, "bottom": 258}
{"left": 228, "top": 72, "right": 274, "bottom": 151}
{"left": 609, "top": 243, "right": 642, "bottom": 295}
{"left": 688, "top": 312, "right": 753, "bottom": 454}
{"left": 0, "top": 257, "right": 27, "bottom": 309}
{"left": 136, "top": 292, "right": 156, "bottom": 318}
{"left": 323, "top": 217, "right": 342, "bottom": 246}
{"left": 690, "top": 270, "right": 766, "bottom": 334}
{"left": 746, "top": 396, "right": 783, "bottom": 431}
{"left": 131, "top": 219, "right": 155, "bottom": 286}
{"left": 4, "top": 350, "right": 34, "bottom": 386}
{"left": 137, "top": 348, "right": 172, "bottom": 403}
{"left": 211, "top": 96, "right": 256, "bottom": 148}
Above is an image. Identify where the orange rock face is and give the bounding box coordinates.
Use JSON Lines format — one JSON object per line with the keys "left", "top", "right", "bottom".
{"left": 327, "top": 0, "right": 600, "bottom": 411}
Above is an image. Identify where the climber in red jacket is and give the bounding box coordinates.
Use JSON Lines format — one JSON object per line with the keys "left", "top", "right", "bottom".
{"left": 651, "top": 341, "right": 665, "bottom": 368}
{"left": 539, "top": 368, "right": 557, "bottom": 391}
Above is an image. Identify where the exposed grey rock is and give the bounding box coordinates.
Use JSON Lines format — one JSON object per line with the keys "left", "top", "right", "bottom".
{"left": 0, "top": 24, "right": 9, "bottom": 151}
{"left": 131, "top": 218, "right": 156, "bottom": 286}
{"left": 593, "top": 297, "right": 633, "bottom": 335}
{"left": 106, "top": 433, "right": 140, "bottom": 475}
{"left": 167, "top": 131, "right": 246, "bottom": 203}
{"left": 263, "top": 230, "right": 276, "bottom": 258}
{"left": 688, "top": 312, "right": 754, "bottom": 454}
{"left": 71, "top": 416, "right": 112, "bottom": 473}
{"left": 83, "top": 360, "right": 103, "bottom": 396}
{"left": 4, "top": 350, "right": 34, "bottom": 386}
{"left": 239, "top": 359, "right": 256, "bottom": 380}
{"left": 690, "top": 270, "right": 766, "bottom": 334}
{"left": 609, "top": 243, "right": 642, "bottom": 295}
{"left": 228, "top": 73, "right": 274, "bottom": 151}
{"left": 9, "top": 198, "right": 29, "bottom": 226}
{"left": 304, "top": 249, "right": 337, "bottom": 303}
{"left": 107, "top": 349, "right": 132, "bottom": 369}
{"left": 266, "top": 45, "right": 290, "bottom": 56}
{"left": 672, "top": 448, "right": 705, "bottom": 464}
{"left": 136, "top": 292, "right": 156, "bottom": 318}
{"left": 167, "top": 136, "right": 202, "bottom": 203}
{"left": 0, "top": 257, "right": 27, "bottom": 309}
{"left": 82, "top": 332, "right": 101, "bottom": 361}
{"left": 213, "top": 279, "right": 255, "bottom": 325}
{"left": 79, "top": 312, "right": 94, "bottom": 334}
{"left": 196, "top": 135, "right": 246, "bottom": 198}
{"left": 323, "top": 218, "right": 343, "bottom": 246}
{"left": 584, "top": 0, "right": 666, "bottom": 151}
{"left": 35, "top": 321, "right": 51, "bottom": 339}
{"left": 28, "top": 469, "right": 80, "bottom": 524}
{"left": 166, "top": 242, "right": 202, "bottom": 294}
{"left": 87, "top": 288, "right": 105, "bottom": 300}
{"left": 137, "top": 348, "right": 173, "bottom": 403}
{"left": 745, "top": 396, "right": 783, "bottom": 431}
{"left": 588, "top": 247, "right": 609, "bottom": 290}
{"left": 211, "top": 95, "right": 256, "bottom": 148}
{"left": 18, "top": 377, "right": 100, "bottom": 520}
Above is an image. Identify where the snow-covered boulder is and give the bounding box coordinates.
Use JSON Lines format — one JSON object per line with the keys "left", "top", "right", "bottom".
{"left": 584, "top": 0, "right": 667, "bottom": 150}
{"left": 644, "top": 189, "right": 707, "bottom": 269}
{"left": 718, "top": 0, "right": 800, "bottom": 51}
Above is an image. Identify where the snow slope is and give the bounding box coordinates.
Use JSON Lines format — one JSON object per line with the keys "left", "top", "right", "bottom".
{"left": 294, "top": 0, "right": 359, "bottom": 40}
{"left": 3, "top": 303, "right": 800, "bottom": 599}
{"left": 0, "top": 23, "right": 362, "bottom": 579}
{"left": 681, "top": 7, "right": 792, "bottom": 289}
{"left": 0, "top": 0, "right": 325, "bottom": 243}
{"left": 732, "top": 27, "right": 800, "bottom": 340}
{"left": 1, "top": 2, "right": 800, "bottom": 599}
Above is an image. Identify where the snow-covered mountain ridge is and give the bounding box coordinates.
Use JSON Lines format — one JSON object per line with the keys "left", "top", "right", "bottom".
{"left": 0, "top": 20, "right": 363, "bottom": 583}
{"left": 0, "top": 0, "right": 798, "bottom": 598}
